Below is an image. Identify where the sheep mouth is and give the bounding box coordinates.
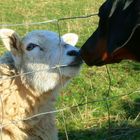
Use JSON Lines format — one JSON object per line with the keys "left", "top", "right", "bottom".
{"left": 68, "top": 57, "right": 83, "bottom": 67}
{"left": 68, "top": 60, "right": 83, "bottom": 67}
{"left": 51, "top": 59, "right": 83, "bottom": 69}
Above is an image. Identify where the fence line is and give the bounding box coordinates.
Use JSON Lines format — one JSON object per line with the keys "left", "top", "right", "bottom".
{"left": 0, "top": 11, "right": 140, "bottom": 140}
{"left": 0, "top": 13, "right": 99, "bottom": 140}
{"left": 0, "top": 88, "right": 140, "bottom": 129}
{"left": 0, "top": 13, "right": 98, "bottom": 27}
{"left": 0, "top": 64, "right": 69, "bottom": 81}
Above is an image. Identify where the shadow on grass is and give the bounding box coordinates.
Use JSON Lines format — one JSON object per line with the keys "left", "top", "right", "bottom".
{"left": 59, "top": 126, "right": 140, "bottom": 140}
{"left": 121, "top": 97, "right": 140, "bottom": 119}
{"left": 131, "top": 63, "right": 140, "bottom": 71}
{"left": 59, "top": 98, "right": 140, "bottom": 140}
{"left": 126, "top": 61, "right": 140, "bottom": 71}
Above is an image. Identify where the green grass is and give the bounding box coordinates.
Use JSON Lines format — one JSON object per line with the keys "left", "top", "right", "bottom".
{"left": 0, "top": 0, "right": 140, "bottom": 139}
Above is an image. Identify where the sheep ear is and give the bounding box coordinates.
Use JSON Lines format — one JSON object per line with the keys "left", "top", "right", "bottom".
{"left": 0, "top": 29, "right": 22, "bottom": 56}
{"left": 62, "top": 33, "right": 78, "bottom": 46}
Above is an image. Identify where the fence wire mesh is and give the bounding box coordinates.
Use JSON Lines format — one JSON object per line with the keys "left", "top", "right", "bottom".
{"left": 0, "top": 1, "right": 140, "bottom": 140}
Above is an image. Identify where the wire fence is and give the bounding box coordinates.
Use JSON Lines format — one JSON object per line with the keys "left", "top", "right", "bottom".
{"left": 0, "top": 12, "right": 140, "bottom": 140}
{"left": 0, "top": 13, "right": 98, "bottom": 27}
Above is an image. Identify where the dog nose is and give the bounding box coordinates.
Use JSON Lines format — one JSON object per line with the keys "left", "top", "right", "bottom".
{"left": 67, "top": 50, "right": 80, "bottom": 57}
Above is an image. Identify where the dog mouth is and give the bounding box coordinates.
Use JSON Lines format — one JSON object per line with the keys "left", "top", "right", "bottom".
{"left": 88, "top": 58, "right": 105, "bottom": 66}
{"left": 87, "top": 57, "right": 122, "bottom": 66}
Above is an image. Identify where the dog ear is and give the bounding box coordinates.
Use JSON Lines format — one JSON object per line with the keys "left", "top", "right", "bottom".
{"left": 113, "top": 24, "right": 140, "bottom": 53}
{"left": 62, "top": 33, "right": 78, "bottom": 46}
{"left": 123, "top": 0, "right": 133, "bottom": 10}
{"left": 108, "top": 0, "right": 139, "bottom": 53}
{"left": 0, "top": 29, "right": 22, "bottom": 56}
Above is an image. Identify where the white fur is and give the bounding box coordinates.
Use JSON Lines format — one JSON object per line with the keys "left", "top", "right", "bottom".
{"left": 0, "top": 29, "right": 81, "bottom": 140}
{"left": 62, "top": 33, "right": 78, "bottom": 46}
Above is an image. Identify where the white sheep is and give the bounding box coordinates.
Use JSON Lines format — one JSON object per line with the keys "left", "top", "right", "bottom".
{"left": 0, "top": 29, "right": 82, "bottom": 140}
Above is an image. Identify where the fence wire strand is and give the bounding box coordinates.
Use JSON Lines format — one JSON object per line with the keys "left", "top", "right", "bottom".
{"left": 0, "top": 13, "right": 98, "bottom": 27}
{"left": 0, "top": 88, "right": 140, "bottom": 129}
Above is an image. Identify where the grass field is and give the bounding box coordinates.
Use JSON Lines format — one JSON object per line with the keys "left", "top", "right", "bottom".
{"left": 0, "top": 0, "right": 140, "bottom": 140}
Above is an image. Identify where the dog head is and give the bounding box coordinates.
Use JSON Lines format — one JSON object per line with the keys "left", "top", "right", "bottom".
{"left": 80, "top": 0, "right": 140, "bottom": 66}
{"left": 0, "top": 29, "right": 82, "bottom": 93}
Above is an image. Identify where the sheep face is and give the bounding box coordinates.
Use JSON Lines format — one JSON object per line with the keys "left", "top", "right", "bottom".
{"left": 0, "top": 29, "right": 82, "bottom": 93}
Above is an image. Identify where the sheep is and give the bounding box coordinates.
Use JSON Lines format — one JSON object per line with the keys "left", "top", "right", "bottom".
{"left": 0, "top": 29, "right": 82, "bottom": 140}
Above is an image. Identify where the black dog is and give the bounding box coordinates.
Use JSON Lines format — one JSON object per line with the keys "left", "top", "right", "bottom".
{"left": 80, "top": 0, "right": 140, "bottom": 66}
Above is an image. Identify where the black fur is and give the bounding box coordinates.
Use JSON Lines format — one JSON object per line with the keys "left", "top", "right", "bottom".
{"left": 80, "top": 0, "right": 140, "bottom": 66}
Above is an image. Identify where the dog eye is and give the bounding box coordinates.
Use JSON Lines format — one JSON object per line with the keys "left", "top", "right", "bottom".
{"left": 26, "top": 43, "right": 39, "bottom": 51}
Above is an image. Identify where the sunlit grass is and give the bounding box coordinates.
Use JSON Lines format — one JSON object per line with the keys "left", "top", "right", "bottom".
{"left": 0, "top": 0, "right": 140, "bottom": 139}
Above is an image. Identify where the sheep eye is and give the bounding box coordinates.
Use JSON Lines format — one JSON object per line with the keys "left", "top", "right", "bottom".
{"left": 26, "top": 43, "right": 38, "bottom": 51}
{"left": 64, "top": 44, "right": 69, "bottom": 48}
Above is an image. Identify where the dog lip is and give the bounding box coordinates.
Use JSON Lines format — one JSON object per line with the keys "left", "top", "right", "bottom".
{"left": 84, "top": 58, "right": 105, "bottom": 66}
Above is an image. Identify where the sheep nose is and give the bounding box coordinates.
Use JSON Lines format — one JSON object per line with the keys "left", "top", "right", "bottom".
{"left": 67, "top": 50, "right": 83, "bottom": 66}
{"left": 67, "top": 50, "right": 80, "bottom": 57}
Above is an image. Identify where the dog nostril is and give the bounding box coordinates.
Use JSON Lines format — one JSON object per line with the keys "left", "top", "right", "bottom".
{"left": 67, "top": 50, "right": 79, "bottom": 56}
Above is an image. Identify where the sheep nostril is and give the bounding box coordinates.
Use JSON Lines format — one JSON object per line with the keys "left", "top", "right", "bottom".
{"left": 67, "top": 50, "right": 79, "bottom": 56}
